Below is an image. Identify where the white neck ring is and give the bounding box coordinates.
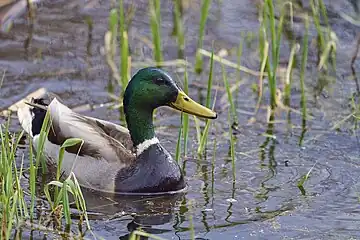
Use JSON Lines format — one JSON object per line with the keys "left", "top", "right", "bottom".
{"left": 136, "top": 137, "right": 160, "bottom": 156}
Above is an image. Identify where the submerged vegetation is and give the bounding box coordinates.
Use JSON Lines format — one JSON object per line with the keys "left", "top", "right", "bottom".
{"left": 1, "top": 0, "right": 359, "bottom": 239}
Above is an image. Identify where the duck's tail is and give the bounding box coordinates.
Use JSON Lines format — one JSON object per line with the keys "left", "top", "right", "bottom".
{"left": 17, "top": 98, "right": 48, "bottom": 137}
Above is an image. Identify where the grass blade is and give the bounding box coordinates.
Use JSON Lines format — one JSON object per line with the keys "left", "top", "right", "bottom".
{"left": 149, "top": 0, "right": 163, "bottom": 65}
{"left": 205, "top": 49, "right": 214, "bottom": 109}
{"left": 299, "top": 15, "right": 309, "bottom": 146}
{"left": 173, "top": 0, "right": 185, "bottom": 58}
{"left": 195, "top": 0, "right": 212, "bottom": 74}
{"left": 183, "top": 67, "right": 189, "bottom": 156}
{"left": 222, "top": 63, "right": 237, "bottom": 125}
{"left": 175, "top": 114, "right": 182, "bottom": 162}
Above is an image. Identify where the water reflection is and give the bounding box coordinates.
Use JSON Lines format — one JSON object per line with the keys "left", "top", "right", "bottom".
{"left": 258, "top": 112, "right": 277, "bottom": 201}
{"left": 200, "top": 164, "right": 210, "bottom": 232}
{"left": 81, "top": 189, "right": 184, "bottom": 239}
{"left": 173, "top": 196, "right": 188, "bottom": 233}
{"left": 224, "top": 181, "right": 236, "bottom": 223}
{"left": 299, "top": 113, "right": 307, "bottom": 146}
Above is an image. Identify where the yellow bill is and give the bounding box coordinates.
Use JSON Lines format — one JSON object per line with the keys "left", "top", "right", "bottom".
{"left": 169, "top": 91, "right": 217, "bottom": 119}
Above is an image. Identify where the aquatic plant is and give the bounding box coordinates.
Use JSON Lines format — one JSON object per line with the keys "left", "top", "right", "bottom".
{"left": 0, "top": 120, "right": 26, "bottom": 239}
{"left": 0, "top": 114, "right": 92, "bottom": 238}
{"left": 195, "top": 0, "right": 212, "bottom": 74}
{"left": 310, "top": 0, "right": 336, "bottom": 71}
{"left": 172, "top": 0, "right": 185, "bottom": 58}
{"left": 258, "top": 0, "right": 287, "bottom": 110}
{"left": 299, "top": 15, "right": 309, "bottom": 146}
{"left": 183, "top": 67, "right": 190, "bottom": 157}
{"left": 197, "top": 50, "right": 216, "bottom": 157}
{"left": 149, "top": 0, "right": 163, "bottom": 65}
{"left": 119, "top": 0, "right": 130, "bottom": 91}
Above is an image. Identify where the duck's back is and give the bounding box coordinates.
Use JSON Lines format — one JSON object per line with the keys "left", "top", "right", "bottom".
{"left": 17, "top": 98, "right": 137, "bottom": 192}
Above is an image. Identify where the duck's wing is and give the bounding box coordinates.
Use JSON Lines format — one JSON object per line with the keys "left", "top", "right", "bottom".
{"left": 82, "top": 115, "right": 134, "bottom": 152}
{"left": 46, "top": 98, "right": 135, "bottom": 164}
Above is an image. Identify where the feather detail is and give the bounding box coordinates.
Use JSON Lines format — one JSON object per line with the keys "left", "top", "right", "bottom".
{"left": 17, "top": 104, "right": 34, "bottom": 137}
{"left": 136, "top": 137, "right": 159, "bottom": 156}
{"left": 46, "top": 98, "right": 135, "bottom": 163}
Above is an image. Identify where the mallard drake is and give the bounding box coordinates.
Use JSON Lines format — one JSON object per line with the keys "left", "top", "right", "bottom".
{"left": 18, "top": 67, "right": 217, "bottom": 194}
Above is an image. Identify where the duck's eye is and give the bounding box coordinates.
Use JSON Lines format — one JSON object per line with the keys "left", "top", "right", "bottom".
{"left": 154, "top": 77, "right": 166, "bottom": 85}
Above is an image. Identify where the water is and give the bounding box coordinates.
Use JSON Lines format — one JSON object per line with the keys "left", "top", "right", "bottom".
{"left": 1, "top": 0, "right": 360, "bottom": 239}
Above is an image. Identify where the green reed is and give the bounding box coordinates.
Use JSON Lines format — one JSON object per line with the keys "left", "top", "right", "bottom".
{"left": 261, "top": 0, "right": 287, "bottom": 109}
{"left": 119, "top": 0, "right": 125, "bottom": 45}
{"left": 194, "top": 117, "right": 201, "bottom": 145}
{"left": 149, "top": 0, "right": 163, "bottom": 65}
{"left": 173, "top": 0, "right": 185, "bottom": 58}
{"left": 299, "top": 15, "right": 309, "bottom": 146}
{"left": 310, "top": 0, "right": 336, "bottom": 71}
{"left": 33, "top": 110, "right": 91, "bottom": 232}
{"left": 28, "top": 109, "right": 51, "bottom": 220}
{"left": 106, "top": 5, "right": 130, "bottom": 91}
{"left": 221, "top": 61, "right": 237, "bottom": 180}
{"left": 54, "top": 138, "right": 83, "bottom": 201}
{"left": 284, "top": 43, "right": 298, "bottom": 106}
{"left": 236, "top": 38, "right": 244, "bottom": 83}
{"left": 42, "top": 137, "right": 92, "bottom": 230}
{"left": 197, "top": 52, "right": 216, "bottom": 157}
{"left": 195, "top": 0, "right": 212, "bottom": 74}
{"left": 28, "top": 137, "right": 35, "bottom": 220}
{"left": 45, "top": 172, "right": 91, "bottom": 232}
{"left": 257, "top": 1, "right": 290, "bottom": 111}
{"left": 0, "top": 120, "right": 26, "bottom": 239}
{"left": 183, "top": 67, "right": 190, "bottom": 156}
{"left": 175, "top": 113, "right": 182, "bottom": 162}
{"left": 175, "top": 68, "right": 190, "bottom": 161}
{"left": 265, "top": 0, "right": 278, "bottom": 109}
{"left": 318, "top": 0, "right": 330, "bottom": 31}
{"left": 0, "top": 108, "right": 92, "bottom": 237}
{"left": 14, "top": 154, "right": 28, "bottom": 219}
{"left": 310, "top": 0, "right": 325, "bottom": 52}
{"left": 35, "top": 110, "right": 51, "bottom": 173}
{"left": 228, "top": 112, "right": 236, "bottom": 182}
{"left": 205, "top": 50, "right": 214, "bottom": 109}
{"left": 119, "top": 0, "right": 129, "bottom": 91}
{"left": 105, "top": 8, "right": 121, "bottom": 90}
{"left": 297, "top": 163, "right": 316, "bottom": 195}
{"left": 300, "top": 16, "right": 309, "bottom": 123}
{"left": 109, "top": 8, "right": 118, "bottom": 62}
{"left": 222, "top": 63, "right": 237, "bottom": 124}
{"left": 197, "top": 116, "right": 212, "bottom": 157}
{"left": 258, "top": 5, "right": 266, "bottom": 64}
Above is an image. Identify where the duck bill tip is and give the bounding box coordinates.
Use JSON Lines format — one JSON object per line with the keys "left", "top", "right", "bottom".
{"left": 170, "top": 91, "right": 217, "bottom": 119}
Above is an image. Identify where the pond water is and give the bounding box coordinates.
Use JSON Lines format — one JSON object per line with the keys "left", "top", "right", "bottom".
{"left": 1, "top": 0, "right": 360, "bottom": 239}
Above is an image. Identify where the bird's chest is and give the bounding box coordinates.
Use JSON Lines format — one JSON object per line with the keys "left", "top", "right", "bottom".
{"left": 114, "top": 144, "right": 185, "bottom": 193}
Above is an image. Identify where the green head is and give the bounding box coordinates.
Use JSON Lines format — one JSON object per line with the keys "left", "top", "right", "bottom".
{"left": 124, "top": 67, "right": 217, "bottom": 147}
{"left": 124, "top": 67, "right": 179, "bottom": 110}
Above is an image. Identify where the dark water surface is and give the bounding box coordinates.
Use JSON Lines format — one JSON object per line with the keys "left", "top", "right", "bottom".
{"left": 1, "top": 0, "right": 360, "bottom": 239}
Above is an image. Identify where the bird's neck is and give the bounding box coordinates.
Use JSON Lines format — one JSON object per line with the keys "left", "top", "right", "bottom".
{"left": 125, "top": 105, "right": 159, "bottom": 154}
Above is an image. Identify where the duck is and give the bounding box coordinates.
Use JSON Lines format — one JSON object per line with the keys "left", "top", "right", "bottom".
{"left": 17, "top": 67, "right": 217, "bottom": 194}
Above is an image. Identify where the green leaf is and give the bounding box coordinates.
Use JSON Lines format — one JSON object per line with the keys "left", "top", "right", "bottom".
{"left": 60, "top": 138, "right": 83, "bottom": 149}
